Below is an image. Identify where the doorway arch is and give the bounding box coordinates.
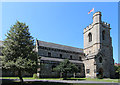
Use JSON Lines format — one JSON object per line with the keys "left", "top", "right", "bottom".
{"left": 98, "top": 68, "right": 103, "bottom": 78}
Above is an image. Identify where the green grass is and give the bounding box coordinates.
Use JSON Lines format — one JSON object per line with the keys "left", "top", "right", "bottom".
{"left": 1, "top": 77, "right": 63, "bottom": 80}
{"left": 1, "top": 77, "right": 85, "bottom": 80}
{"left": 86, "top": 78, "right": 119, "bottom": 83}
{"left": 1, "top": 77, "right": 36, "bottom": 79}
{"left": 65, "top": 77, "right": 119, "bottom": 83}
{"left": 1, "top": 77, "right": 119, "bottom": 83}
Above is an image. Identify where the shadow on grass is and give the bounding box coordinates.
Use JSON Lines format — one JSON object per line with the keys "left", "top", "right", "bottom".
{"left": 2, "top": 79, "right": 15, "bottom": 82}
{"left": 1, "top": 81, "right": 104, "bottom": 85}
{"left": 1, "top": 79, "right": 19, "bottom": 85}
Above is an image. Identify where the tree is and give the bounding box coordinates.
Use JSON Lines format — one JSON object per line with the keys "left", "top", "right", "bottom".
{"left": 53, "top": 59, "right": 79, "bottom": 79}
{"left": 115, "top": 66, "right": 120, "bottom": 73}
{"left": 114, "top": 65, "right": 120, "bottom": 78}
{"left": 2, "top": 21, "right": 37, "bottom": 83}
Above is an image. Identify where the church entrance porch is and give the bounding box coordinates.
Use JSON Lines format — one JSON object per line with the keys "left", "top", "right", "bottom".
{"left": 97, "top": 68, "right": 103, "bottom": 79}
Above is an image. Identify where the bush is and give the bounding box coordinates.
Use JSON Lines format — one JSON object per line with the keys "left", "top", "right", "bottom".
{"left": 97, "top": 74, "right": 103, "bottom": 79}
{"left": 33, "top": 73, "right": 38, "bottom": 79}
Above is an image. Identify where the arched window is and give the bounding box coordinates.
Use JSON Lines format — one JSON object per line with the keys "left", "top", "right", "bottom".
{"left": 99, "top": 57, "right": 102, "bottom": 63}
{"left": 70, "top": 55, "right": 72, "bottom": 59}
{"left": 52, "top": 65, "right": 56, "bottom": 72}
{"left": 60, "top": 54, "right": 62, "bottom": 58}
{"left": 102, "top": 30, "right": 105, "bottom": 40}
{"left": 79, "top": 57, "right": 82, "bottom": 61}
{"left": 79, "top": 67, "right": 81, "bottom": 73}
{"left": 48, "top": 52, "right": 51, "bottom": 57}
{"left": 88, "top": 33, "right": 92, "bottom": 42}
{"left": 86, "top": 69, "right": 90, "bottom": 74}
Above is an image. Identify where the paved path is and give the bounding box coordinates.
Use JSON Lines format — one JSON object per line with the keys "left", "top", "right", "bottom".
{"left": 21, "top": 79, "right": 120, "bottom": 85}
{"left": 1, "top": 79, "right": 120, "bottom": 85}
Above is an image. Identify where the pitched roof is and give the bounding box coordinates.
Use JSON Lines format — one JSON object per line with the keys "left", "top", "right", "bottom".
{"left": 114, "top": 63, "right": 120, "bottom": 66}
{"left": 37, "top": 40, "right": 83, "bottom": 53}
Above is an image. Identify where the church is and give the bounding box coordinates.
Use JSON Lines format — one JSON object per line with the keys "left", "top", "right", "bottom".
{"left": 35, "top": 11, "right": 115, "bottom": 78}
{"left": 0, "top": 11, "right": 115, "bottom": 78}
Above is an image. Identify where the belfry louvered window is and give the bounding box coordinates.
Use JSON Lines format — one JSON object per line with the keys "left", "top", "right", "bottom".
{"left": 60, "top": 54, "right": 62, "bottom": 58}
{"left": 99, "top": 57, "right": 102, "bottom": 63}
{"left": 102, "top": 30, "right": 105, "bottom": 40}
{"left": 88, "top": 33, "right": 92, "bottom": 42}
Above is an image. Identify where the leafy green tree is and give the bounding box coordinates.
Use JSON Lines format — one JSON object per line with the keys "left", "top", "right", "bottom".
{"left": 2, "top": 21, "right": 37, "bottom": 83}
{"left": 114, "top": 65, "right": 120, "bottom": 78}
{"left": 115, "top": 66, "right": 120, "bottom": 73}
{"left": 53, "top": 59, "right": 79, "bottom": 79}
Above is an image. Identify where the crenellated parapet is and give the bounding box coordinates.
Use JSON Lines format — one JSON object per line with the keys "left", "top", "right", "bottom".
{"left": 101, "top": 21, "right": 110, "bottom": 28}
{"left": 83, "top": 23, "right": 94, "bottom": 33}
{"left": 83, "top": 21, "right": 111, "bottom": 33}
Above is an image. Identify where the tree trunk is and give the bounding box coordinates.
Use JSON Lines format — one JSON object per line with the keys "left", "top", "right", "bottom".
{"left": 73, "top": 72, "right": 76, "bottom": 78}
{"left": 60, "top": 72, "right": 63, "bottom": 78}
{"left": 64, "top": 72, "right": 67, "bottom": 80}
{"left": 18, "top": 69, "right": 23, "bottom": 84}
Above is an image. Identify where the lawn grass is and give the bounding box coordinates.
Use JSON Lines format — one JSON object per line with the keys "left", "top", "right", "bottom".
{"left": 1, "top": 77, "right": 63, "bottom": 80}
{"left": 86, "top": 78, "right": 119, "bottom": 83}
{"left": 1, "top": 77, "right": 119, "bottom": 83}
{"left": 66, "top": 77, "right": 119, "bottom": 83}
{"left": 1, "top": 77, "right": 33, "bottom": 79}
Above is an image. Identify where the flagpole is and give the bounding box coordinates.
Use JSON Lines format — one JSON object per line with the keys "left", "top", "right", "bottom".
{"left": 88, "top": 8, "right": 95, "bottom": 23}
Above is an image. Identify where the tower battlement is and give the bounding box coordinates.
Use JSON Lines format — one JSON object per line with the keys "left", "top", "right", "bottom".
{"left": 84, "top": 12, "right": 111, "bottom": 33}
{"left": 102, "top": 21, "right": 110, "bottom": 28}
{"left": 84, "top": 23, "right": 93, "bottom": 33}
{"left": 84, "top": 21, "right": 111, "bottom": 33}
{"left": 84, "top": 11, "right": 101, "bottom": 33}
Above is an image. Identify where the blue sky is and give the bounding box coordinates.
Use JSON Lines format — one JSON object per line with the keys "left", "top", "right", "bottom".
{"left": 2, "top": 2, "right": 118, "bottom": 63}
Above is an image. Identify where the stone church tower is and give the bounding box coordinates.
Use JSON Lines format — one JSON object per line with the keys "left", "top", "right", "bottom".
{"left": 83, "top": 11, "right": 115, "bottom": 78}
